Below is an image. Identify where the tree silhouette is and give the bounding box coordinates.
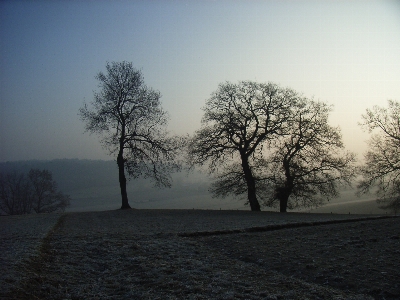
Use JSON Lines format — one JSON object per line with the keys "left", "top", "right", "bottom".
{"left": 79, "top": 62, "right": 182, "bottom": 209}
{"left": 0, "top": 169, "right": 69, "bottom": 215}
{"left": 0, "top": 171, "right": 31, "bottom": 215}
{"left": 358, "top": 100, "right": 400, "bottom": 213}
{"left": 210, "top": 99, "right": 356, "bottom": 212}
{"left": 29, "top": 169, "right": 70, "bottom": 213}
{"left": 188, "top": 81, "right": 298, "bottom": 211}
{"left": 262, "top": 100, "right": 356, "bottom": 212}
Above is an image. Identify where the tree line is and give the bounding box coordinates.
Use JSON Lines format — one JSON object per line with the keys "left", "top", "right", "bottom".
{"left": 7, "top": 61, "right": 396, "bottom": 215}
{"left": 0, "top": 169, "right": 70, "bottom": 215}
{"left": 78, "top": 61, "right": 399, "bottom": 213}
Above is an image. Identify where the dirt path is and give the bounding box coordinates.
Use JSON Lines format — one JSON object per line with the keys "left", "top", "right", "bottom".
{"left": 0, "top": 213, "right": 61, "bottom": 298}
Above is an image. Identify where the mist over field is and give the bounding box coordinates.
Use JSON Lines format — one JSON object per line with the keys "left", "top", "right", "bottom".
{"left": 1, "top": 1, "right": 399, "bottom": 215}
{"left": 0, "top": 159, "right": 386, "bottom": 214}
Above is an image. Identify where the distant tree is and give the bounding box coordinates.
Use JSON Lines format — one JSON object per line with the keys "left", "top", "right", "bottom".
{"left": 0, "top": 171, "right": 31, "bottom": 215}
{"left": 210, "top": 99, "right": 356, "bottom": 212}
{"left": 358, "top": 100, "right": 400, "bottom": 213}
{"left": 0, "top": 169, "right": 69, "bottom": 215}
{"left": 29, "top": 169, "right": 70, "bottom": 213}
{"left": 188, "top": 81, "right": 298, "bottom": 211}
{"left": 79, "top": 61, "right": 183, "bottom": 209}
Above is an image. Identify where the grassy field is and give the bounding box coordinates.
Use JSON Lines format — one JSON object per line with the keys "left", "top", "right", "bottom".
{"left": 66, "top": 177, "right": 389, "bottom": 214}
{"left": 2, "top": 210, "right": 398, "bottom": 299}
{"left": 309, "top": 198, "right": 388, "bottom": 215}
{"left": 67, "top": 186, "right": 388, "bottom": 215}
{"left": 2, "top": 159, "right": 390, "bottom": 215}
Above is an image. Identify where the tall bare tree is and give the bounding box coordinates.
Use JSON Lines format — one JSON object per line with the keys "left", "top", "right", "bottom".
{"left": 79, "top": 61, "right": 182, "bottom": 209}
{"left": 262, "top": 100, "right": 356, "bottom": 212}
{"left": 188, "top": 81, "right": 298, "bottom": 211}
{"left": 358, "top": 100, "right": 400, "bottom": 213}
{"left": 210, "top": 99, "right": 356, "bottom": 212}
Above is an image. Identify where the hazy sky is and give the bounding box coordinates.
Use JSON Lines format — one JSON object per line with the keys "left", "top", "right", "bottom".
{"left": 1, "top": 0, "right": 399, "bottom": 162}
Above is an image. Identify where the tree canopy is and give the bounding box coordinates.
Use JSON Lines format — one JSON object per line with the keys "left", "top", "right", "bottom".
{"left": 210, "top": 98, "right": 356, "bottom": 212}
{"left": 0, "top": 169, "right": 70, "bottom": 215}
{"left": 188, "top": 81, "right": 299, "bottom": 211}
{"left": 261, "top": 100, "right": 356, "bottom": 212}
{"left": 358, "top": 100, "right": 400, "bottom": 213}
{"left": 79, "top": 61, "right": 183, "bottom": 209}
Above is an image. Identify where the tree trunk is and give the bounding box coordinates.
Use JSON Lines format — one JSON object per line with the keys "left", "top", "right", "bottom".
{"left": 279, "top": 193, "right": 289, "bottom": 213}
{"left": 241, "top": 155, "right": 261, "bottom": 211}
{"left": 276, "top": 186, "right": 291, "bottom": 213}
{"left": 279, "top": 159, "right": 294, "bottom": 213}
{"left": 117, "top": 152, "right": 131, "bottom": 209}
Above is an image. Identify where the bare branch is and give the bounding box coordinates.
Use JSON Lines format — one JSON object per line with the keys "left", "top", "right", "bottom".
{"left": 357, "top": 100, "right": 400, "bottom": 212}
{"left": 188, "top": 81, "right": 299, "bottom": 211}
{"left": 79, "top": 62, "right": 184, "bottom": 209}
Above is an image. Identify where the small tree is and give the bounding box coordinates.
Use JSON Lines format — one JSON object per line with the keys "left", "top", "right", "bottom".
{"left": 29, "top": 169, "right": 70, "bottom": 213}
{"left": 0, "top": 169, "right": 69, "bottom": 215}
{"left": 188, "top": 81, "right": 298, "bottom": 211}
{"left": 79, "top": 61, "right": 182, "bottom": 209}
{"left": 358, "top": 100, "right": 400, "bottom": 213}
{"left": 0, "top": 171, "right": 31, "bottom": 215}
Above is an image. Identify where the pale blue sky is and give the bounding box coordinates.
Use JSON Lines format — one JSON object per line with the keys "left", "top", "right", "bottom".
{"left": 1, "top": 0, "right": 399, "bottom": 162}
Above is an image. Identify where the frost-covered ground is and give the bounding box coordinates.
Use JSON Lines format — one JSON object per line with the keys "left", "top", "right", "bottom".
{"left": 1, "top": 210, "right": 398, "bottom": 299}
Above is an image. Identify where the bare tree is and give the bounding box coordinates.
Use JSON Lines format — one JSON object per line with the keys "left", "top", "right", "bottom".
{"left": 0, "top": 171, "right": 31, "bottom": 215}
{"left": 79, "top": 61, "right": 182, "bottom": 209}
{"left": 0, "top": 169, "right": 69, "bottom": 215}
{"left": 261, "top": 100, "right": 356, "bottom": 212}
{"left": 188, "top": 81, "right": 298, "bottom": 211}
{"left": 29, "top": 169, "right": 70, "bottom": 213}
{"left": 210, "top": 99, "right": 356, "bottom": 212}
{"left": 358, "top": 100, "right": 400, "bottom": 213}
